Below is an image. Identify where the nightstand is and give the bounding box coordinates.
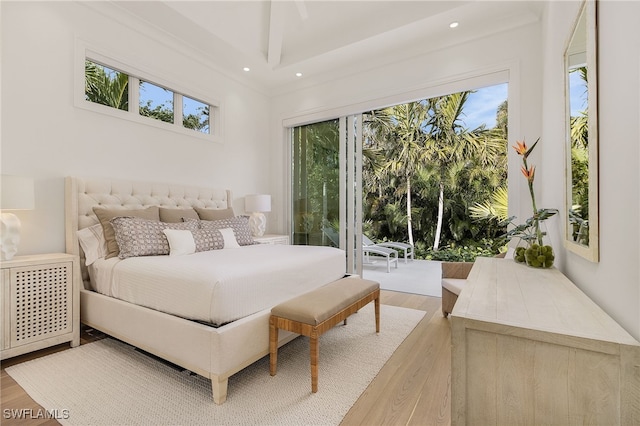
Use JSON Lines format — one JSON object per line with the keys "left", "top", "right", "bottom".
{"left": 1, "top": 253, "right": 80, "bottom": 360}
{"left": 253, "top": 234, "right": 290, "bottom": 245}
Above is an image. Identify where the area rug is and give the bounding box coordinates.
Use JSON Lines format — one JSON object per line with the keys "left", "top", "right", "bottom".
{"left": 6, "top": 303, "right": 425, "bottom": 425}
{"left": 363, "top": 259, "right": 442, "bottom": 297}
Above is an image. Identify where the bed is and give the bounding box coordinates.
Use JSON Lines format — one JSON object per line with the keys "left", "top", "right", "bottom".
{"left": 64, "top": 176, "right": 346, "bottom": 404}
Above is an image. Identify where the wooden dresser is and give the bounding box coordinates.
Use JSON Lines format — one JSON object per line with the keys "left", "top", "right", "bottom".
{"left": 451, "top": 257, "right": 640, "bottom": 425}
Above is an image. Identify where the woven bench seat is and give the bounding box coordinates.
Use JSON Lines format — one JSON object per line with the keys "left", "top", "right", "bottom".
{"left": 269, "top": 277, "right": 380, "bottom": 393}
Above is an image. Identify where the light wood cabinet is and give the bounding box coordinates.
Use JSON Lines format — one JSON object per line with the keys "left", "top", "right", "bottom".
{"left": 1, "top": 253, "right": 80, "bottom": 359}
{"left": 451, "top": 257, "right": 640, "bottom": 425}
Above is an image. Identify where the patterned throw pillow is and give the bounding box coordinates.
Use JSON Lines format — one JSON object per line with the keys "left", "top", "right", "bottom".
{"left": 93, "top": 206, "right": 160, "bottom": 259}
{"left": 110, "top": 217, "right": 199, "bottom": 259}
{"left": 191, "top": 227, "right": 225, "bottom": 252}
{"left": 197, "top": 216, "right": 257, "bottom": 246}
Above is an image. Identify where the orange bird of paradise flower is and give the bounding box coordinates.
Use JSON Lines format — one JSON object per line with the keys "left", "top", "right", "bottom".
{"left": 512, "top": 138, "right": 539, "bottom": 158}
{"left": 521, "top": 165, "right": 535, "bottom": 182}
{"left": 513, "top": 140, "right": 528, "bottom": 156}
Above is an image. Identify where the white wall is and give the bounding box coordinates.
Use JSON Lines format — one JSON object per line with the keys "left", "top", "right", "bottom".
{"left": 1, "top": 2, "right": 272, "bottom": 255}
{"left": 541, "top": 0, "right": 640, "bottom": 340}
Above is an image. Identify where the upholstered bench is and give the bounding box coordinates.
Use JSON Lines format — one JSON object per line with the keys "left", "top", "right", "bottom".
{"left": 269, "top": 277, "right": 380, "bottom": 393}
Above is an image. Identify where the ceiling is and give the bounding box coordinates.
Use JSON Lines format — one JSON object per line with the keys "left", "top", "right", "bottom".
{"left": 109, "top": 1, "right": 545, "bottom": 94}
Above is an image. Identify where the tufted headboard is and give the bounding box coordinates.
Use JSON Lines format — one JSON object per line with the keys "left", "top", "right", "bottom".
{"left": 65, "top": 176, "right": 232, "bottom": 288}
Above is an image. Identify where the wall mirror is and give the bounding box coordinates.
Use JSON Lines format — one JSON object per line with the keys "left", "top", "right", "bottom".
{"left": 564, "top": 0, "right": 599, "bottom": 262}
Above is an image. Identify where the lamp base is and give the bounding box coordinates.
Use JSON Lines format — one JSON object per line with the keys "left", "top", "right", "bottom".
{"left": 248, "top": 212, "right": 266, "bottom": 237}
{"left": 1, "top": 212, "right": 22, "bottom": 261}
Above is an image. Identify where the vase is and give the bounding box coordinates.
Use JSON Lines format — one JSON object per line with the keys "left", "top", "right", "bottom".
{"left": 524, "top": 221, "right": 554, "bottom": 269}
{"left": 524, "top": 243, "right": 555, "bottom": 268}
{"left": 513, "top": 239, "right": 528, "bottom": 264}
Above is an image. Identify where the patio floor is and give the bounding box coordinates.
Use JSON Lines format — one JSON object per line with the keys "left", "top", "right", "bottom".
{"left": 361, "top": 258, "right": 442, "bottom": 297}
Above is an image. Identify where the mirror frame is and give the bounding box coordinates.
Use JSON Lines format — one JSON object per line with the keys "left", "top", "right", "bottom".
{"left": 564, "top": 0, "right": 599, "bottom": 262}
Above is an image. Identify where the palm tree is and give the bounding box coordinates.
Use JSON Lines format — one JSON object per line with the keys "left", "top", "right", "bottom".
{"left": 85, "top": 60, "right": 128, "bottom": 110}
{"left": 364, "top": 102, "right": 430, "bottom": 247}
{"left": 423, "top": 92, "right": 504, "bottom": 250}
{"left": 569, "top": 66, "right": 589, "bottom": 241}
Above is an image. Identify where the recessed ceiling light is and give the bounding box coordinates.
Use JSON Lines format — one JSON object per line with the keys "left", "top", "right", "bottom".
{"left": 243, "top": 67, "right": 250, "bottom": 72}
{"left": 295, "top": 72, "right": 303, "bottom": 77}
{"left": 449, "top": 22, "right": 459, "bottom": 29}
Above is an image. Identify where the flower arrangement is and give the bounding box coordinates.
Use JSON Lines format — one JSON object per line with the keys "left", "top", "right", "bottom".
{"left": 506, "top": 138, "right": 558, "bottom": 268}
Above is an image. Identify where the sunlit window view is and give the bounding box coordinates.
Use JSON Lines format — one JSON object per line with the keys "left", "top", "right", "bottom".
{"left": 84, "top": 60, "right": 129, "bottom": 111}
{"left": 84, "top": 58, "right": 215, "bottom": 136}
{"left": 183, "top": 96, "right": 210, "bottom": 134}
{"left": 139, "top": 81, "right": 174, "bottom": 124}
{"left": 292, "top": 84, "right": 509, "bottom": 262}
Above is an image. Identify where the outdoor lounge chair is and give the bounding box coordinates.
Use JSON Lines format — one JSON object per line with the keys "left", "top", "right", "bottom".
{"left": 363, "top": 235, "right": 414, "bottom": 263}
{"left": 362, "top": 243, "right": 398, "bottom": 273}
{"left": 323, "top": 226, "right": 398, "bottom": 273}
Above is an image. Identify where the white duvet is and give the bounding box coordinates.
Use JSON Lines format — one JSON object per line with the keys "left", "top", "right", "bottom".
{"left": 88, "top": 244, "right": 346, "bottom": 326}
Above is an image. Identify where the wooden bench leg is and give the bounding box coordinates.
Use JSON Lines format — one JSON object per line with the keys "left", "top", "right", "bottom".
{"left": 375, "top": 296, "right": 380, "bottom": 333}
{"left": 310, "top": 328, "right": 319, "bottom": 393}
{"left": 269, "top": 316, "right": 278, "bottom": 376}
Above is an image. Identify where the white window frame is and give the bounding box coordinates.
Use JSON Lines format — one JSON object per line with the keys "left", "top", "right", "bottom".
{"left": 75, "top": 41, "right": 222, "bottom": 143}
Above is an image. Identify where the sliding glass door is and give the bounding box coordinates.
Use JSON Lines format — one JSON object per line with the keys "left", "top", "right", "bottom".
{"left": 292, "top": 119, "right": 339, "bottom": 246}
{"left": 291, "top": 116, "right": 363, "bottom": 274}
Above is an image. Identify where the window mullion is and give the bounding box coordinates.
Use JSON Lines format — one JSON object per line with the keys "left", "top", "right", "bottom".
{"left": 130, "top": 76, "right": 140, "bottom": 117}
{"left": 174, "top": 93, "right": 183, "bottom": 129}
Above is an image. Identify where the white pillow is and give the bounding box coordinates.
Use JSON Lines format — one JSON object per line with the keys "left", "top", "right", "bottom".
{"left": 162, "top": 229, "right": 196, "bottom": 256}
{"left": 77, "top": 224, "right": 107, "bottom": 266}
{"left": 219, "top": 227, "right": 240, "bottom": 249}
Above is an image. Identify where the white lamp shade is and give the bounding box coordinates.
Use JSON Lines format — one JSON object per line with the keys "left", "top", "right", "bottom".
{"left": 1, "top": 175, "right": 35, "bottom": 210}
{"left": 245, "top": 194, "right": 271, "bottom": 213}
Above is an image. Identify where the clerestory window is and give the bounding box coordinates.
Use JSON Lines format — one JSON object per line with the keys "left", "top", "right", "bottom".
{"left": 82, "top": 58, "right": 218, "bottom": 139}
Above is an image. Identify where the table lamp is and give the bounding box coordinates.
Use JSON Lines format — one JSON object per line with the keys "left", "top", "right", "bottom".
{"left": 1, "top": 175, "right": 35, "bottom": 260}
{"left": 245, "top": 194, "right": 271, "bottom": 237}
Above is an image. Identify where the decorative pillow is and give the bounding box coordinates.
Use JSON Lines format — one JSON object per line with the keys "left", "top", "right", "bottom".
{"left": 93, "top": 206, "right": 160, "bottom": 259}
{"left": 110, "top": 217, "right": 198, "bottom": 259}
{"left": 77, "top": 223, "right": 107, "bottom": 266}
{"left": 191, "top": 228, "right": 225, "bottom": 252}
{"left": 162, "top": 229, "right": 196, "bottom": 256}
{"left": 219, "top": 228, "right": 240, "bottom": 249}
{"left": 198, "top": 216, "right": 256, "bottom": 246}
{"left": 194, "top": 207, "right": 235, "bottom": 221}
{"left": 159, "top": 207, "right": 199, "bottom": 223}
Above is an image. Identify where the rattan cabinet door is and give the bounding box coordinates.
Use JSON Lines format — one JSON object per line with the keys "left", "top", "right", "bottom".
{"left": 9, "top": 261, "right": 73, "bottom": 348}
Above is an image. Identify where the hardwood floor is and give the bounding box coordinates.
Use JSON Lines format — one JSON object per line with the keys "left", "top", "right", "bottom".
{"left": 1, "top": 290, "right": 451, "bottom": 425}
{"left": 341, "top": 291, "right": 451, "bottom": 426}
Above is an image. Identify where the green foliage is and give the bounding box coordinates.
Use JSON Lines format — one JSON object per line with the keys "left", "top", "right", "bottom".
{"left": 417, "top": 238, "right": 504, "bottom": 262}
{"left": 292, "top": 120, "right": 341, "bottom": 238}
{"left": 568, "top": 66, "right": 590, "bottom": 243}
{"left": 362, "top": 91, "right": 508, "bottom": 258}
{"left": 139, "top": 100, "right": 174, "bottom": 124}
{"left": 183, "top": 105, "right": 210, "bottom": 132}
{"left": 85, "top": 60, "right": 128, "bottom": 110}
{"left": 469, "top": 186, "right": 509, "bottom": 222}
{"left": 502, "top": 208, "right": 559, "bottom": 245}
